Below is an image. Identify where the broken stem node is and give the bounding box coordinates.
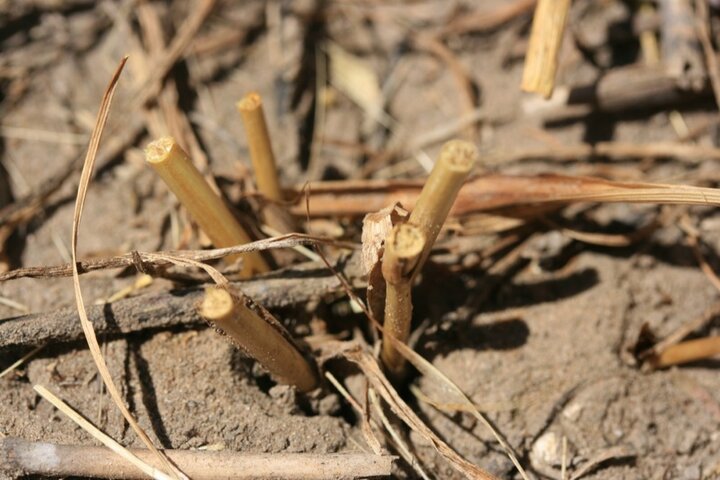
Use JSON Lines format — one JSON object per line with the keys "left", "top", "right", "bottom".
{"left": 381, "top": 223, "right": 426, "bottom": 378}
{"left": 199, "top": 286, "right": 318, "bottom": 392}
{"left": 145, "top": 137, "right": 268, "bottom": 277}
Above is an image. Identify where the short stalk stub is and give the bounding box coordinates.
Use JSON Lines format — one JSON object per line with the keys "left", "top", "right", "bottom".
{"left": 237, "top": 93, "right": 282, "bottom": 202}
{"left": 381, "top": 223, "right": 425, "bottom": 378}
{"left": 237, "top": 93, "right": 296, "bottom": 234}
{"left": 521, "top": 0, "right": 572, "bottom": 98}
{"left": 199, "top": 286, "right": 318, "bottom": 392}
{"left": 382, "top": 223, "right": 425, "bottom": 284}
{"left": 409, "top": 139, "right": 478, "bottom": 277}
{"left": 145, "top": 137, "right": 269, "bottom": 277}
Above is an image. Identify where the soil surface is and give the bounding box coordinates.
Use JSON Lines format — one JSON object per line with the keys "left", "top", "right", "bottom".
{"left": 2, "top": 1, "right": 720, "bottom": 479}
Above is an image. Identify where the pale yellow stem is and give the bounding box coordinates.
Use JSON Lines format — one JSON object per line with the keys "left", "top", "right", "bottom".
{"left": 145, "top": 137, "right": 268, "bottom": 277}
{"left": 199, "top": 286, "right": 318, "bottom": 392}
{"left": 237, "top": 93, "right": 297, "bottom": 234}
{"left": 237, "top": 93, "right": 283, "bottom": 202}
{"left": 521, "top": 0, "right": 571, "bottom": 98}
{"left": 408, "top": 140, "right": 477, "bottom": 279}
{"left": 650, "top": 336, "right": 720, "bottom": 368}
{"left": 381, "top": 223, "right": 425, "bottom": 378}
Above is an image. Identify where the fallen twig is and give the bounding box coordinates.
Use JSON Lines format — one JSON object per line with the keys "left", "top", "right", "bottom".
{"left": 528, "top": 64, "right": 710, "bottom": 117}
{"left": 440, "top": 0, "right": 536, "bottom": 37}
{"left": 0, "top": 255, "right": 364, "bottom": 350}
{"left": 0, "top": 436, "right": 393, "bottom": 480}
{"left": 32, "top": 385, "right": 173, "bottom": 480}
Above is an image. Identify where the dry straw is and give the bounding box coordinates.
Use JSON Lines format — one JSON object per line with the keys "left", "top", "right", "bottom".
{"left": 649, "top": 336, "right": 720, "bottom": 368}
{"left": 33, "top": 385, "right": 173, "bottom": 480}
{"left": 237, "top": 92, "right": 296, "bottom": 233}
{"left": 237, "top": 93, "right": 283, "bottom": 202}
{"left": 199, "top": 286, "right": 318, "bottom": 391}
{"left": 382, "top": 140, "right": 477, "bottom": 376}
{"left": 145, "top": 136, "right": 268, "bottom": 276}
{"left": 408, "top": 139, "right": 478, "bottom": 278}
{"left": 381, "top": 223, "right": 425, "bottom": 377}
{"left": 69, "top": 57, "right": 182, "bottom": 480}
{"left": 521, "top": 0, "right": 572, "bottom": 98}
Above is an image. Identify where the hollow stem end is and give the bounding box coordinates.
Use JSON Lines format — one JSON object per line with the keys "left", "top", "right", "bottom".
{"left": 438, "top": 139, "right": 479, "bottom": 173}
{"left": 145, "top": 136, "right": 177, "bottom": 164}
{"left": 199, "top": 287, "right": 234, "bottom": 321}
{"left": 237, "top": 92, "right": 263, "bottom": 112}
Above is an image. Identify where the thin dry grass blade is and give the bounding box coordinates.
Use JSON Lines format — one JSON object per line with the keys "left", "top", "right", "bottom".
{"left": 368, "top": 387, "right": 432, "bottom": 480}
{"left": 391, "top": 341, "right": 529, "bottom": 480}
{"left": 69, "top": 57, "right": 183, "bottom": 480}
{"left": 325, "top": 372, "right": 384, "bottom": 456}
{"left": 343, "top": 346, "right": 500, "bottom": 480}
{"left": 312, "top": 249, "right": 525, "bottom": 479}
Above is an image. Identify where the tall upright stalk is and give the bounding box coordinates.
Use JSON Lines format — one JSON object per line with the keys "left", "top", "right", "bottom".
{"left": 145, "top": 137, "right": 269, "bottom": 277}
{"left": 237, "top": 93, "right": 283, "bottom": 201}
{"left": 237, "top": 92, "right": 295, "bottom": 233}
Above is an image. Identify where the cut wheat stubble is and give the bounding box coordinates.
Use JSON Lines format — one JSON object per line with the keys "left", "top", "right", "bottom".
{"left": 145, "top": 136, "right": 268, "bottom": 277}
{"left": 237, "top": 92, "right": 296, "bottom": 234}
{"left": 521, "top": 0, "right": 572, "bottom": 98}
{"left": 199, "top": 286, "right": 318, "bottom": 392}
{"left": 380, "top": 140, "right": 477, "bottom": 376}
{"left": 381, "top": 223, "right": 425, "bottom": 378}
